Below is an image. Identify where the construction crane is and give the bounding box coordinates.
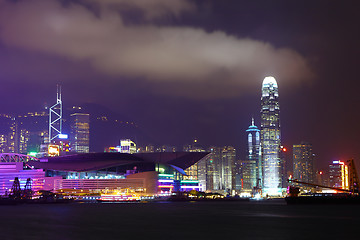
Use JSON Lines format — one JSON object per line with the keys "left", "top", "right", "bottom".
{"left": 8, "top": 177, "right": 33, "bottom": 200}
{"left": 347, "top": 159, "right": 359, "bottom": 193}
{"left": 23, "top": 178, "right": 33, "bottom": 199}
{"left": 10, "top": 177, "right": 22, "bottom": 200}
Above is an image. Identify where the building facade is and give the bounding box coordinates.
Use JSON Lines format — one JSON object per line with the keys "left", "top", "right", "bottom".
{"left": 70, "top": 113, "right": 90, "bottom": 153}
{"left": 260, "top": 76, "right": 282, "bottom": 195}
{"left": 293, "top": 142, "right": 315, "bottom": 184}
{"left": 119, "top": 139, "right": 137, "bottom": 154}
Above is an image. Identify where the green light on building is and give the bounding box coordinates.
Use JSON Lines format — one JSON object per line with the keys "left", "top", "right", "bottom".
{"left": 158, "top": 174, "right": 174, "bottom": 178}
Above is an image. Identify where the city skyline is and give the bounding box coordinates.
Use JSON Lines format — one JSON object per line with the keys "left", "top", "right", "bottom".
{"left": 0, "top": 0, "right": 359, "bottom": 169}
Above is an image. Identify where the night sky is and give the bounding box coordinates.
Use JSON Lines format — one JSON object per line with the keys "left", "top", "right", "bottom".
{"left": 0, "top": 0, "right": 360, "bottom": 169}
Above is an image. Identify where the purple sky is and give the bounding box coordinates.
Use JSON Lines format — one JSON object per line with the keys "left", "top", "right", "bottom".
{"left": 0, "top": 0, "right": 360, "bottom": 169}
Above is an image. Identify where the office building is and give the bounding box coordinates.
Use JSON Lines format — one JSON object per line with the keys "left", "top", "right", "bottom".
{"left": 70, "top": 113, "right": 90, "bottom": 153}
{"left": 329, "top": 160, "right": 349, "bottom": 190}
{"left": 220, "top": 146, "right": 235, "bottom": 193}
{"left": 182, "top": 140, "right": 206, "bottom": 188}
{"left": 199, "top": 147, "right": 221, "bottom": 191}
{"left": 293, "top": 142, "right": 315, "bottom": 184}
{"left": 0, "top": 114, "right": 16, "bottom": 153}
{"left": 260, "top": 76, "right": 282, "bottom": 196}
{"left": 245, "top": 118, "right": 261, "bottom": 191}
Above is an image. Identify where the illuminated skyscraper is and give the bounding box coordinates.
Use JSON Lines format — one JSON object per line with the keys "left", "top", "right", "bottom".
{"left": 49, "top": 85, "right": 63, "bottom": 142}
{"left": 220, "top": 146, "right": 235, "bottom": 193}
{"left": 329, "top": 160, "right": 349, "bottom": 190}
{"left": 70, "top": 113, "right": 90, "bottom": 153}
{"left": 293, "top": 142, "right": 315, "bottom": 184}
{"left": 245, "top": 118, "right": 261, "bottom": 191}
{"left": 196, "top": 144, "right": 235, "bottom": 193}
{"left": 260, "top": 76, "right": 282, "bottom": 195}
{"left": 0, "top": 114, "right": 16, "bottom": 153}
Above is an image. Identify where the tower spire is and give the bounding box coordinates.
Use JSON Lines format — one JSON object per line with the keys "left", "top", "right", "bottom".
{"left": 251, "top": 117, "right": 255, "bottom": 126}
{"left": 49, "top": 85, "right": 63, "bottom": 142}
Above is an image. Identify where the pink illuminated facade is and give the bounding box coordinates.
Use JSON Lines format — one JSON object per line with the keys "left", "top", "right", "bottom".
{"left": 0, "top": 162, "right": 45, "bottom": 196}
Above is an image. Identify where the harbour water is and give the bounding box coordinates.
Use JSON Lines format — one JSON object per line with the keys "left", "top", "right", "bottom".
{"left": 0, "top": 199, "right": 359, "bottom": 240}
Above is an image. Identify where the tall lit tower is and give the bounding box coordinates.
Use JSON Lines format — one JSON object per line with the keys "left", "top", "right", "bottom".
{"left": 245, "top": 118, "right": 261, "bottom": 190}
{"left": 260, "top": 76, "right": 281, "bottom": 195}
{"left": 70, "top": 113, "right": 90, "bottom": 153}
{"left": 49, "top": 85, "right": 62, "bottom": 143}
{"left": 293, "top": 142, "right": 315, "bottom": 184}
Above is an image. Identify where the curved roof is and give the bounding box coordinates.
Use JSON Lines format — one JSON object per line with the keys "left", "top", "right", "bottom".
{"left": 28, "top": 152, "right": 210, "bottom": 172}
{"left": 262, "top": 76, "right": 278, "bottom": 88}
{"left": 246, "top": 118, "right": 259, "bottom": 132}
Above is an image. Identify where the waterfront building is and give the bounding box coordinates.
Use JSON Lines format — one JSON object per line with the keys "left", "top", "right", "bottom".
{"left": 0, "top": 162, "right": 45, "bottom": 196}
{"left": 182, "top": 139, "right": 206, "bottom": 190}
{"left": 220, "top": 146, "right": 235, "bottom": 193}
{"left": 293, "top": 142, "right": 315, "bottom": 184}
{"left": 28, "top": 152, "right": 209, "bottom": 195}
{"left": 329, "top": 160, "right": 349, "bottom": 190}
{"left": 119, "top": 139, "right": 137, "bottom": 154}
{"left": 245, "top": 118, "right": 261, "bottom": 191}
{"left": 260, "top": 76, "right": 282, "bottom": 196}
{"left": 199, "top": 147, "right": 221, "bottom": 191}
{"left": 238, "top": 160, "right": 252, "bottom": 192}
{"left": 194, "top": 145, "right": 236, "bottom": 194}
{"left": 70, "top": 113, "right": 90, "bottom": 153}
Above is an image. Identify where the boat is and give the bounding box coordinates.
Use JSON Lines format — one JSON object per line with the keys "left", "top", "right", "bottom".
{"left": 97, "top": 194, "right": 140, "bottom": 202}
{"left": 97, "top": 188, "right": 141, "bottom": 202}
{"left": 286, "top": 159, "right": 360, "bottom": 204}
{"left": 285, "top": 193, "right": 360, "bottom": 204}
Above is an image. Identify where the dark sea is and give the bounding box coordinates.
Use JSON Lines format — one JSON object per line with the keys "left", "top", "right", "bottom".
{"left": 0, "top": 199, "right": 359, "bottom": 240}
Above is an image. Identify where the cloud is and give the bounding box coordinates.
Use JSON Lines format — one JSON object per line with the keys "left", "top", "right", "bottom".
{"left": 86, "top": 0, "right": 196, "bottom": 20}
{"left": 0, "top": 0, "right": 314, "bottom": 98}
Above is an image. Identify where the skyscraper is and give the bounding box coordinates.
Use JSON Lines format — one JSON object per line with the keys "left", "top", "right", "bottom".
{"left": 245, "top": 118, "right": 261, "bottom": 191}
{"left": 49, "top": 85, "right": 63, "bottom": 142}
{"left": 329, "top": 160, "right": 349, "bottom": 190}
{"left": 260, "top": 76, "right": 282, "bottom": 196}
{"left": 293, "top": 142, "right": 315, "bottom": 185}
{"left": 0, "top": 114, "right": 16, "bottom": 153}
{"left": 197, "top": 145, "right": 235, "bottom": 194}
{"left": 70, "top": 113, "right": 90, "bottom": 153}
{"left": 220, "top": 146, "right": 236, "bottom": 194}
